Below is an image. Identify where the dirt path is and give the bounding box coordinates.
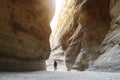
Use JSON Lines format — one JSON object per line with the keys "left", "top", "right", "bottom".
{"left": 0, "top": 71, "right": 120, "bottom": 80}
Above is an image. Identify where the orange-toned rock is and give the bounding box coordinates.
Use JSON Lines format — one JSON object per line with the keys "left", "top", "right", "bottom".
{"left": 0, "top": 0, "right": 55, "bottom": 71}
{"left": 52, "top": 0, "right": 111, "bottom": 71}
{"left": 55, "top": 0, "right": 120, "bottom": 72}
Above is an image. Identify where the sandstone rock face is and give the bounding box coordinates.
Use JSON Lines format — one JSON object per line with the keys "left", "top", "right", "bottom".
{"left": 52, "top": 0, "right": 120, "bottom": 72}
{"left": 0, "top": 0, "right": 55, "bottom": 71}
{"left": 87, "top": 0, "right": 120, "bottom": 72}
{"left": 72, "top": 0, "right": 111, "bottom": 71}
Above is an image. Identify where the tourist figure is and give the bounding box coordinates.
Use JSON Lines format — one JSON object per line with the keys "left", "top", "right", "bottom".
{"left": 54, "top": 60, "right": 57, "bottom": 71}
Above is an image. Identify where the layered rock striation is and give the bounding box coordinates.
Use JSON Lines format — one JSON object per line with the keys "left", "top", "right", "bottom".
{"left": 52, "top": 0, "right": 120, "bottom": 72}
{"left": 0, "top": 0, "right": 55, "bottom": 71}
{"left": 87, "top": 0, "right": 120, "bottom": 72}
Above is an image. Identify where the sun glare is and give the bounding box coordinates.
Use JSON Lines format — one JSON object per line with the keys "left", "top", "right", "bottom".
{"left": 50, "top": 0, "right": 64, "bottom": 30}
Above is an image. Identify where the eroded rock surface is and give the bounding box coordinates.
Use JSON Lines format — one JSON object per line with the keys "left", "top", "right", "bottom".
{"left": 87, "top": 0, "right": 120, "bottom": 72}
{"left": 51, "top": 0, "right": 120, "bottom": 72}
{"left": 0, "top": 0, "right": 55, "bottom": 71}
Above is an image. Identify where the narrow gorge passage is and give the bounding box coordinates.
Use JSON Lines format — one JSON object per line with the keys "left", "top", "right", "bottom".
{"left": 0, "top": 1, "right": 120, "bottom": 79}
{"left": 0, "top": 0, "right": 120, "bottom": 80}
{"left": 47, "top": 0, "right": 120, "bottom": 72}
{"left": 46, "top": 0, "right": 67, "bottom": 71}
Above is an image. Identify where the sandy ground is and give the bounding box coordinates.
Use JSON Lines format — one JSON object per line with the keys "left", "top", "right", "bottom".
{"left": 0, "top": 71, "right": 120, "bottom": 80}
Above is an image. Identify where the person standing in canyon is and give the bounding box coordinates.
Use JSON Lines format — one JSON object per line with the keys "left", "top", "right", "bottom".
{"left": 54, "top": 60, "right": 57, "bottom": 71}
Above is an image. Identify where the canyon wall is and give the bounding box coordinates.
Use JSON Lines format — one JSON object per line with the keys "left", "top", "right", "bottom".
{"left": 0, "top": 0, "right": 55, "bottom": 71}
{"left": 52, "top": 0, "right": 120, "bottom": 72}
{"left": 87, "top": 0, "right": 120, "bottom": 72}
{"left": 1, "top": 0, "right": 119, "bottom": 72}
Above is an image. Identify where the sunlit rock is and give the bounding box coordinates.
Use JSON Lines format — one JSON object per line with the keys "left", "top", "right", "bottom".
{"left": 51, "top": 0, "right": 120, "bottom": 72}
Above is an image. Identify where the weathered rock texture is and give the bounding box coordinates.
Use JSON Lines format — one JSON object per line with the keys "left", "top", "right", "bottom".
{"left": 51, "top": 0, "right": 120, "bottom": 72}
{"left": 71, "top": 0, "right": 111, "bottom": 71}
{"left": 0, "top": 0, "right": 55, "bottom": 71}
{"left": 87, "top": 0, "right": 120, "bottom": 72}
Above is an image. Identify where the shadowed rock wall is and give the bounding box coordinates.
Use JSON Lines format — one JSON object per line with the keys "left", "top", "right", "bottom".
{"left": 87, "top": 0, "right": 120, "bottom": 72}
{"left": 0, "top": 0, "right": 55, "bottom": 71}
{"left": 52, "top": 0, "right": 120, "bottom": 72}
{"left": 72, "top": 0, "right": 111, "bottom": 71}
